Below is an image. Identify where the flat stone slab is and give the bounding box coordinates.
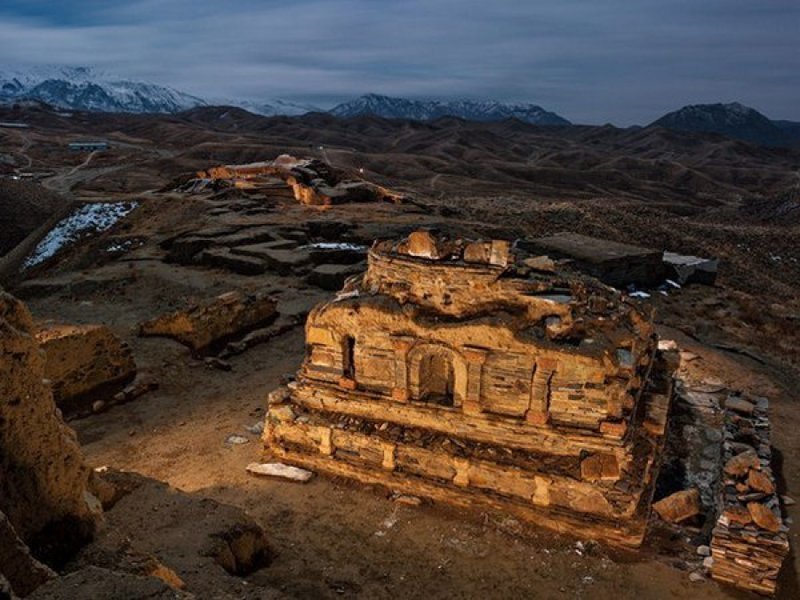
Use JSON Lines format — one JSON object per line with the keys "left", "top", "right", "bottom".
{"left": 213, "top": 226, "right": 278, "bottom": 248}
{"left": 246, "top": 462, "right": 313, "bottom": 482}
{"left": 725, "top": 395, "right": 755, "bottom": 416}
{"left": 663, "top": 251, "right": 718, "bottom": 285}
{"left": 230, "top": 239, "right": 298, "bottom": 260}
{"left": 520, "top": 232, "right": 666, "bottom": 288}
{"left": 261, "top": 248, "right": 311, "bottom": 276}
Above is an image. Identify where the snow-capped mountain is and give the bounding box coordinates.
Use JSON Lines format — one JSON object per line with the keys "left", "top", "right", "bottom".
{"left": 649, "top": 102, "right": 795, "bottom": 147}
{"left": 0, "top": 66, "right": 206, "bottom": 114}
{"left": 330, "top": 94, "right": 571, "bottom": 125}
{"left": 217, "top": 98, "right": 322, "bottom": 117}
{"left": 0, "top": 66, "right": 324, "bottom": 117}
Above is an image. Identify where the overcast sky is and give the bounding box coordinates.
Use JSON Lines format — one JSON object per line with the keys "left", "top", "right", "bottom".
{"left": 0, "top": 0, "right": 797, "bottom": 124}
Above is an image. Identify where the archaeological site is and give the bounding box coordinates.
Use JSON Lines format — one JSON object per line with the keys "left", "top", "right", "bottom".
{"left": 1, "top": 58, "right": 799, "bottom": 598}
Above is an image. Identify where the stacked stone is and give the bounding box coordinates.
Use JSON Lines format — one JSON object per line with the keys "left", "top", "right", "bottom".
{"left": 263, "top": 231, "right": 676, "bottom": 548}
{"left": 670, "top": 380, "right": 725, "bottom": 509}
{"left": 710, "top": 394, "right": 789, "bottom": 596}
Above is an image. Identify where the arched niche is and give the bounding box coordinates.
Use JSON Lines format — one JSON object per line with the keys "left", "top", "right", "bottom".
{"left": 406, "top": 343, "right": 467, "bottom": 408}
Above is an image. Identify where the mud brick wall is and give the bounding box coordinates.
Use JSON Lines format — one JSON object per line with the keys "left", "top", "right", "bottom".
{"left": 364, "top": 251, "right": 518, "bottom": 317}
{"left": 36, "top": 324, "right": 136, "bottom": 409}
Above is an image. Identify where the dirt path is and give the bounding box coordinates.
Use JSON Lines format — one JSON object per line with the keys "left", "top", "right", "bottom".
{"left": 16, "top": 131, "right": 33, "bottom": 170}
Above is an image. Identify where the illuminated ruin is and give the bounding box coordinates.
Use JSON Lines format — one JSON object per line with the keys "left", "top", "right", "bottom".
{"left": 264, "top": 230, "right": 677, "bottom": 546}
{"left": 194, "top": 154, "right": 404, "bottom": 205}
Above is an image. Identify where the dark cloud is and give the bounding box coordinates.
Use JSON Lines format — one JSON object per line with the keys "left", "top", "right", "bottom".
{"left": 0, "top": 0, "right": 797, "bottom": 124}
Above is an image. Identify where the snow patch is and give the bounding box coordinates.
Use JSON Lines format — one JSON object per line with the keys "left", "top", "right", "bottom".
{"left": 304, "top": 242, "right": 367, "bottom": 251}
{"left": 24, "top": 201, "right": 138, "bottom": 268}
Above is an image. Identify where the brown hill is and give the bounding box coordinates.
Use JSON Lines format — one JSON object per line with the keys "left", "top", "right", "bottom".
{"left": 0, "top": 180, "right": 64, "bottom": 256}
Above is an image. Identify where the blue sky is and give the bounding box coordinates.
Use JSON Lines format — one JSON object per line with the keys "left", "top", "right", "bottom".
{"left": 0, "top": 0, "right": 797, "bottom": 124}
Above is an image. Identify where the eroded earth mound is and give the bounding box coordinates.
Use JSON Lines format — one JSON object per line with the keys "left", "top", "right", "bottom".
{"left": 0, "top": 180, "right": 64, "bottom": 256}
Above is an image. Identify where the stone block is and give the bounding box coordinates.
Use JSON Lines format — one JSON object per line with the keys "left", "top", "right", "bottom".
{"left": 261, "top": 248, "right": 311, "bottom": 276}
{"left": 520, "top": 232, "right": 666, "bottom": 288}
{"left": 724, "top": 450, "right": 760, "bottom": 477}
{"left": 139, "top": 291, "right": 277, "bottom": 355}
{"left": 747, "top": 502, "right": 781, "bottom": 533}
{"left": 580, "top": 453, "right": 620, "bottom": 481}
{"left": 405, "top": 230, "right": 444, "bottom": 259}
{"left": 663, "top": 252, "right": 718, "bottom": 285}
{"left": 463, "top": 241, "right": 490, "bottom": 264}
{"left": 652, "top": 489, "right": 701, "bottom": 523}
{"left": 36, "top": 324, "right": 136, "bottom": 411}
{"left": 201, "top": 248, "right": 266, "bottom": 275}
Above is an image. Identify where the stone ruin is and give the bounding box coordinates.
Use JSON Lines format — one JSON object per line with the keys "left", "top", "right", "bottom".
{"left": 190, "top": 154, "right": 405, "bottom": 206}
{"left": 264, "top": 230, "right": 677, "bottom": 547}
{"left": 262, "top": 229, "right": 792, "bottom": 594}
{"left": 0, "top": 290, "right": 98, "bottom": 595}
{"left": 36, "top": 323, "right": 137, "bottom": 417}
{"left": 0, "top": 289, "right": 275, "bottom": 597}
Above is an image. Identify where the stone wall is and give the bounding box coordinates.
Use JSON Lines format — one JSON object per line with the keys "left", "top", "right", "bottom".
{"left": 139, "top": 291, "right": 277, "bottom": 355}
{"left": 265, "top": 349, "right": 673, "bottom": 547}
{"left": 0, "top": 291, "right": 96, "bottom": 571}
{"left": 37, "top": 324, "right": 136, "bottom": 412}
{"left": 710, "top": 395, "right": 790, "bottom": 595}
{"left": 302, "top": 299, "right": 649, "bottom": 433}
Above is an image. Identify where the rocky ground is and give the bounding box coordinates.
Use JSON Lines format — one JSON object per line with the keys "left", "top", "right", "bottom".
{"left": 1, "top": 104, "right": 800, "bottom": 598}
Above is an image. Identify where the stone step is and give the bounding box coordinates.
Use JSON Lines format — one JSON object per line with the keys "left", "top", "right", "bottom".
{"left": 201, "top": 248, "right": 266, "bottom": 275}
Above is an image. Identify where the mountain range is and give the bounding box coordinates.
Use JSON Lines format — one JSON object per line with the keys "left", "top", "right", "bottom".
{"left": 1, "top": 67, "right": 798, "bottom": 146}
{"left": 328, "top": 94, "right": 571, "bottom": 125}
{"left": 0, "top": 67, "right": 573, "bottom": 125}
{"left": 0, "top": 66, "right": 314, "bottom": 116}
{"left": 0, "top": 66, "right": 205, "bottom": 114}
